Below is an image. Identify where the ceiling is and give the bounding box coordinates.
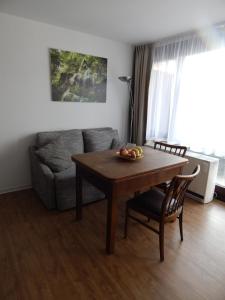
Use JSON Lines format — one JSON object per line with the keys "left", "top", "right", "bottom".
{"left": 1, "top": 0, "right": 225, "bottom": 44}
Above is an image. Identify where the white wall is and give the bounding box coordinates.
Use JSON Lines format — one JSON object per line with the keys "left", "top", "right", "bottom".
{"left": 0, "top": 13, "right": 133, "bottom": 193}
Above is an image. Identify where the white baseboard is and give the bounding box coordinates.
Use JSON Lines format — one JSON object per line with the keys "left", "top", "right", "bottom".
{"left": 185, "top": 191, "right": 204, "bottom": 203}
{"left": 0, "top": 185, "right": 32, "bottom": 195}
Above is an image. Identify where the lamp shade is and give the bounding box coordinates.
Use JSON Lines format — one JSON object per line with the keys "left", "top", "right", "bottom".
{"left": 118, "top": 76, "right": 132, "bottom": 82}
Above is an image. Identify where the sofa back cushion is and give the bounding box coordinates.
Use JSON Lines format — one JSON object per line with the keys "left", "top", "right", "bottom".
{"left": 35, "top": 136, "right": 72, "bottom": 172}
{"left": 83, "top": 128, "right": 119, "bottom": 152}
{"left": 36, "top": 129, "right": 84, "bottom": 155}
{"left": 111, "top": 137, "right": 125, "bottom": 149}
{"left": 82, "top": 127, "right": 113, "bottom": 138}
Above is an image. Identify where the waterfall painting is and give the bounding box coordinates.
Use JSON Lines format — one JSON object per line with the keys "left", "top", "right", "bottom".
{"left": 49, "top": 48, "right": 107, "bottom": 102}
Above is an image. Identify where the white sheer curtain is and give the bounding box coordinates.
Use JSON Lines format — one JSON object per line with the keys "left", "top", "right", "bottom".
{"left": 146, "top": 26, "right": 225, "bottom": 157}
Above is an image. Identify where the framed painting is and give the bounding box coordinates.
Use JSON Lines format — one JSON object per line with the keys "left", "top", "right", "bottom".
{"left": 49, "top": 48, "right": 107, "bottom": 102}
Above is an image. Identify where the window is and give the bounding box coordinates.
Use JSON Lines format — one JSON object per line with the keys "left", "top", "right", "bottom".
{"left": 146, "top": 31, "right": 225, "bottom": 186}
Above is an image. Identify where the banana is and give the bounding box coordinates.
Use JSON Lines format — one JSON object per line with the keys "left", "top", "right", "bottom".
{"left": 135, "top": 146, "right": 143, "bottom": 155}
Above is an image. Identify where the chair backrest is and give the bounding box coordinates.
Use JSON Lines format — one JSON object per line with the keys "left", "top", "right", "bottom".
{"left": 162, "top": 165, "right": 201, "bottom": 217}
{"left": 154, "top": 141, "right": 187, "bottom": 157}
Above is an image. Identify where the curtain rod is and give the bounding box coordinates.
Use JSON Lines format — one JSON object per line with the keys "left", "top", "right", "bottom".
{"left": 135, "top": 21, "right": 225, "bottom": 48}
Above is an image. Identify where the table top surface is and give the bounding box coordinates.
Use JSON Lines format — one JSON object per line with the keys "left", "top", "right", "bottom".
{"left": 71, "top": 147, "right": 188, "bottom": 181}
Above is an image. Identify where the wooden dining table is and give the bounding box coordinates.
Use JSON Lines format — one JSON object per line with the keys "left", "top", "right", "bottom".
{"left": 72, "top": 146, "right": 188, "bottom": 254}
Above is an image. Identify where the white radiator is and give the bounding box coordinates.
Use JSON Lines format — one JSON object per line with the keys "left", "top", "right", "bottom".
{"left": 183, "top": 152, "right": 219, "bottom": 203}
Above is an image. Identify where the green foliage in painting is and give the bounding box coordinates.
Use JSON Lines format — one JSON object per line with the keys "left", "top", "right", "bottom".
{"left": 49, "top": 48, "right": 107, "bottom": 102}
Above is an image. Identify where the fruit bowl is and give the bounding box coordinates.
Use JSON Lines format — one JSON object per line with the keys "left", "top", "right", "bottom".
{"left": 116, "top": 152, "right": 144, "bottom": 161}
{"left": 116, "top": 146, "right": 144, "bottom": 161}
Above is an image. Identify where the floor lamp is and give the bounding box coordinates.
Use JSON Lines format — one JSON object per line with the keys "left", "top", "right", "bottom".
{"left": 118, "top": 76, "right": 134, "bottom": 143}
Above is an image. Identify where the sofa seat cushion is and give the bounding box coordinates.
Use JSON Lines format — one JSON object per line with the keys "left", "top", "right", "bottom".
{"left": 36, "top": 136, "right": 72, "bottom": 172}
{"left": 36, "top": 129, "right": 84, "bottom": 155}
{"left": 83, "top": 129, "right": 119, "bottom": 152}
{"left": 54, "top": 165, "right": 105, "bottom": 210}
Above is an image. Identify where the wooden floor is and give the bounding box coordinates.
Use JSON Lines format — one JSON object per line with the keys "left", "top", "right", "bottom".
{"left": 1, "top": 190, "right": 225, "bottom": 300}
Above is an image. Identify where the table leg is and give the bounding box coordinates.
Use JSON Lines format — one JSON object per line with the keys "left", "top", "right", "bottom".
{"left": 106, "top": 190, "right": 117, "bottom": 254}
{"left": 179, "top": 166, "right": 184, "bottom": 175}
{"left": 76, "top": 165, "right": 82, "bottom": 220}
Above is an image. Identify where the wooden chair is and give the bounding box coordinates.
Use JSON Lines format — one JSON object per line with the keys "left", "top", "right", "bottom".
{"left": 124, "top": 165, "right": 200, "bottom": 261}
{"left": 154, "top": 141, "right": 187, "bottom": 157}
{"left": 154, "top": 141, "right": 188, "bottom": 191}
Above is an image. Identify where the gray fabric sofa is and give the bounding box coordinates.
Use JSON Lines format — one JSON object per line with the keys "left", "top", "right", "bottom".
{"left": 30, "top": 127, "right": 123, "bottom": 210}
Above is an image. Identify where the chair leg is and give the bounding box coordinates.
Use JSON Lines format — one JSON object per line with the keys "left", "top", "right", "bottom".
{"left": 159, "top": 222, "right": 164, "bottom": 262}
{"left": 124, "top": 205, "right": 129, "bottom": 239}
{"left": 179, "top": 211, "right": 183, "bottom": 241}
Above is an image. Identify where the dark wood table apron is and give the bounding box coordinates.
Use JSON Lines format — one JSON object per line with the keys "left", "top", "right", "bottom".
{"left": 72, "top": 147, "right": 188, "bottom": 254}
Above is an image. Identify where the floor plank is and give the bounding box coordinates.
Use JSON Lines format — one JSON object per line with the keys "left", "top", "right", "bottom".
{"left": 0, "top": 190, "right": 225, "bottom": 300}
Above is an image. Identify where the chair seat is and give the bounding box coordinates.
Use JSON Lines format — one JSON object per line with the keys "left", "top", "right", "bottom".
{"left": 128, "top": 188, "right": 165, "bottom": 217}
{"left": 128, "top": 188, "right": 178, "bottom": 218}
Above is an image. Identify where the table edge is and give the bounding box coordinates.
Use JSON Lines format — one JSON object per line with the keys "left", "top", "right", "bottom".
{"left": 72, "top": 158, "right": 188, "bottom": 182}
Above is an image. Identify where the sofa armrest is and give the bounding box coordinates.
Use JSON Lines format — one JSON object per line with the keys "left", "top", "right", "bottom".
{"left": 29, "top": 146, "right": 56, "bottom": 209}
